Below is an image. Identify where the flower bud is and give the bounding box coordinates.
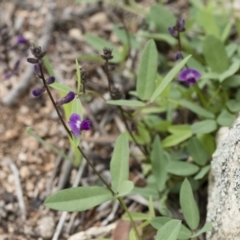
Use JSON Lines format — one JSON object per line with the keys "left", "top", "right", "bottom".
{"left": 32, "top": 86, "right": 45, "bottom": 97}
{"left": 56, "top": 91, "right": 75, "bottom": 106}
{"left": 46, "top": 76, "right": 55, "bottom": 85}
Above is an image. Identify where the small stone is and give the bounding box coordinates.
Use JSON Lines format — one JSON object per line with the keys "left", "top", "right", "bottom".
{"left": 38, "top": 216, "right": 55, "bottom": 238}
{"left": 69, "top": 28, "right": 82, "bottom": 41}
{"left": 20, "top": 166, "right": 30, "bottom": 179}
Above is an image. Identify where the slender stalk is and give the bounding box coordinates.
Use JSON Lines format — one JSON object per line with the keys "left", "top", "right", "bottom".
{"left": 38, "top": 61, "right": 141, "bottom": 238}
{"left": 103, "top": 59, "right": 148, "bottom": 157}
{"left": 118, "top": 197, "right": 141, "bottom": 240}
{"left": 118, "top": 106, "right": 148, "bottom": 156}
{"left": 38, "top": 63, "right": 114, "bottom": 195}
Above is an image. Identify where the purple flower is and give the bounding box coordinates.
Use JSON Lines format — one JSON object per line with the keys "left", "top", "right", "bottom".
{"left": 68, "top": 113, "right": 91, "bottom": 137}
{"left": 32, "top": 86, "right": 45, "bottom": 97}
{"left": 34, "top": 65, "right": 41, "bottom": 77}
{"left": 179, "top": 68, "right": 201, "bottom": 84}
{"left": 16, "top": 36, "right": 28, "bottom": 44}
{"left": 174, "top": 52, "right": 182, "bottom": 61}
{"left": 168, "top": 19, "right": 185, "bottom": 38}
{"left": 56, "top": 91, "right": 75, "bottom": 106}
{"left": 168, "top": 27, "right": 177, "bottom": 38}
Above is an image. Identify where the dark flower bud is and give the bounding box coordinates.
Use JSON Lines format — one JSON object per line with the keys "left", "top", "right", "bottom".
{"left": 177, "top": 19, "right": 185, "bottom": 32}
{"left": 27, "top": 58, "right": 38, "bottom": 64}
{"left": 101, "top": 47, "right": 113, "bottom": 60}
{"left": 168, "top": 27, "right": 177, "bottom": 38}
{"left": 32, "top": 86, "right": 45, "bottom": 97}
{"left": 174, "top": 52, "right": 182, "bottom": 61}
{"left": 46, "top": 76, "right": 55, "bottom": 85}
{"left": 34, "top": 65, "right": 41, "bottom": 77}
{"left": 16, "top": 36, "right": 28, "bottom": 44}
{"left": 30, "top": 45, "right": 46, "bottom": 59}
{"left": 80, "top": 67, "right": 88, "bottom": 83}
{"left": 111, "top": 87, "right": 122, "bottom": 100}
{"left": 56, "top": 91, "right": 75, "bottom": 106}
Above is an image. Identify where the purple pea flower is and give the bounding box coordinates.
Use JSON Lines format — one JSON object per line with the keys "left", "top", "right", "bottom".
{"left": 179, "top": 68, "right": 201, "bottom": 84}
{"left": 16, "top": 36, "right": 28, "bottom": 45}
{"left": 56, "top": 91, "right": 75, "bottom": 106}
{"left": 68, "top": 113, "right": 91, "bottom": 137}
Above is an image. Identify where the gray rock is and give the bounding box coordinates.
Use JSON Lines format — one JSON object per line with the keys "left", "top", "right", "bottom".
{"left": 207, "top": 117, "right": 240, "bottom": 239}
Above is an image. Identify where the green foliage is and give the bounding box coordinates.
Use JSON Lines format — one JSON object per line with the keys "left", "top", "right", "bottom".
{"left": 202, "top": 35, "right": 229, "bottom": 73}
{"left": 110, "top": 132, "right": 131, "bottom": 193}
{"left": 40, "top": 1, "right": 239, "bottom": 238}
{"left": 151, "top": 136, "right": 169, "bottom": 192}
{"left": 137, "top": 39, "right": 158, "bottom": 100}
{"left": 180, "top": 179, "right": 200, "bottom": 230}
{"left": 44, "top": 186, "right": 112, "bottom": 212}
{"left": 155, "top": 220, "right": 181, "bottom": 240}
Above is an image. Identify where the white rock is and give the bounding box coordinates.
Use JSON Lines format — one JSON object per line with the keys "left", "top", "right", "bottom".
{"left": 207, "top": 115, "right": 240, "bottom": 239}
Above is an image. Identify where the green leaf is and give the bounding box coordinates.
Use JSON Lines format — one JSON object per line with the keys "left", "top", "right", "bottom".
{"left": 189, "top": 0, "right": 204, "bottom": 8}
{"left": 110, "top": 133, "right": 130, "bottom": 192}
{"left": 107, "top": 100, "right": 145, "bottom": 107}
{"left": 217, "top": 109, "right": 235, "bottom": 126}
{"left": 132, "top": 186, "right": 159, "bottom": 200}
{"left": 178, "top": 100, "right": 215, "bottom": 119}
{"left": 112, "top": 24, "right": 139, "bottom": 49}
{"left": 44, "top": 186, "right": 112, "bottom": 212}
{"left": 123, "top": 212, "right": 151, "bottom": 221}
{"left": 149, "top": 4, "right": 175, "bottom": 33}
{"left": 140, "top": 32, "right": 176, "bottom": 45}
{"left": 75, "top": 59, "right": 81, "bottom": 93}
{"left": 43, "top": 56, "right": 55, "bottom": 77}
{"left": 226, "top": 99, "right": 240, "bottom": 112}
{"left": 219, "top": 61, "right": 240, "bottom": 82}
{"left": 155, "top": 220, "right": 181, "bottom": 240}
{"left": 137, "top": 40, "right": 158, "bottom": 100}
{"left": 150, "top": 55, "right": 191, "bottom": 102}
{"left": 187, "top": 137, "right": 208, "bottom": 166}
{"left": 202, "top": 35, "right": 229, "bottom": 73}
{"left": 222, "top": 75, "right": 240, "bottom": 88}
{"left": 198, "top": 134, "right": 215, "bottom": 156}
{"left": 167, "top": 162, "right": 199, "bottom": 176}
{"left": 151, "top": 136, "right": 169, "bottom": 192}
{"left": 191, "top": 120, "right": 217, "bottom": 134}
{"left": 221, "top": 22, "right": 232, "bottom": 43}
{"left": 151, "top": 217, "right": 192, "bottom": 240}
{"left": 168, "top": 125, "right": 191, "bottom": 134}
{"left": 117, "top": 180, "right": 134, "bottom": 197}
{"left": 180, "top": 179, "right": 200, "bottom": 230}
{"left": 50, "top": 82, "right": 72, "bottom": 95}
{"left": 197, "top": 10, "right": 219, "bottom": 37}
{"left": 194, "top": 165, "right": 210, "bottom": 180}
{"left": 191, "top": 222, "right": 213, "bottom": 237}
{"left": 162, "top": 131, "right": 193, "bottom": 148}
{"left": 84, "top": 34, "right": 121, "bottom": 63}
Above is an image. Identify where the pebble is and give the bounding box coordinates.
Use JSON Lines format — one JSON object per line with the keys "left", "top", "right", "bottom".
{"left": 38, "top": 216, "right": 55, "bottom": 238}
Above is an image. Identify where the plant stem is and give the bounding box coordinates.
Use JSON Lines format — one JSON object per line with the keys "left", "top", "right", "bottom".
{"left": 118, "top": 197, "right": 141, "bottom": 240}
{"left": 103, "top": 59, "right": 148, "bottom": 157}
{"left": 118, "top": 106, "right": 148, "bottom": 156}
{"left": 38, "top": 62, "right": 141, "bottom": 238}
{"left": 38, "top": 63, "right": 114, "bottom": 195}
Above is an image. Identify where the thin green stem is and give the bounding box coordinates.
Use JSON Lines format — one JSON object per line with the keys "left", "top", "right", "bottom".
{"left": 192, "top": 84, "right": 208, "bottom": 108}
{"left": 118, "top": 197, "right": 141, "bottom": 240}
{"left": 207, "top": 86, "right": 221, "bottom": 109}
